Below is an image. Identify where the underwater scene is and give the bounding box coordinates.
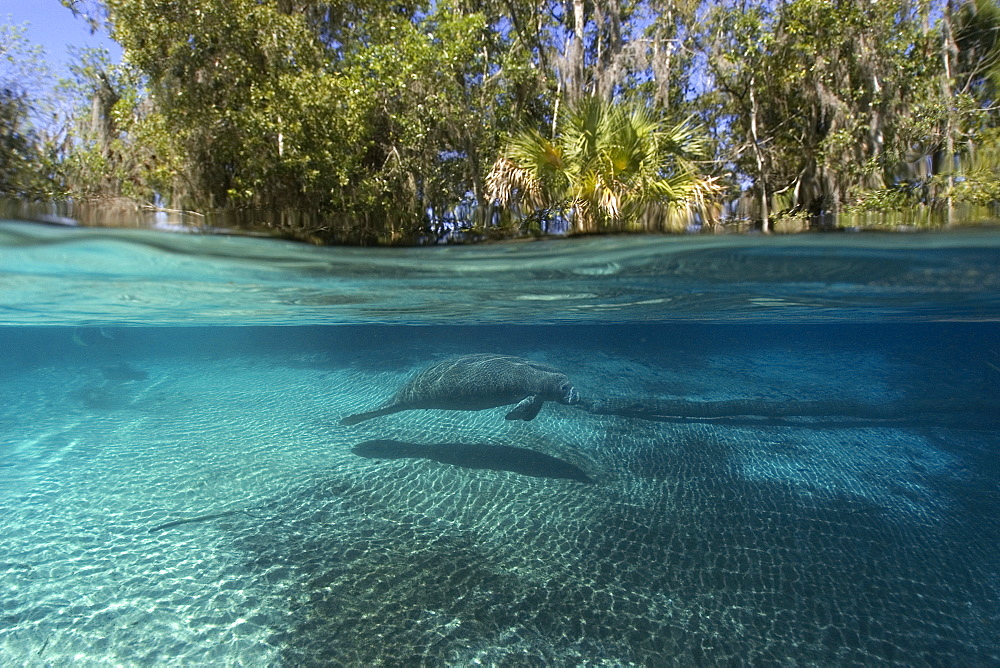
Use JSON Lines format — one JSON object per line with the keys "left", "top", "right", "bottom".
{"left": 1, "top": 220, "right": 999, "bottom": 665}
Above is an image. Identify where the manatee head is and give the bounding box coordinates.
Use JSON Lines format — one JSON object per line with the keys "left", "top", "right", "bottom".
{"left": 556, "top": 378, "right": 580, "bottom": 405}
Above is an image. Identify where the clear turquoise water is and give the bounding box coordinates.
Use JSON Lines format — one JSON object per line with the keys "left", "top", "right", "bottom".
{"left": 1, "top": 220, "right": 998, "bottom": 664}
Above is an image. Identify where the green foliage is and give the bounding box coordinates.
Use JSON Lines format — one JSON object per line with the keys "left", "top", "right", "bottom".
{"left": 487, "top": 96, "right": 720, "bottom": 232}
{"left": 103, "top": 0, "right": 334, "bottom": 209}
{"left": 840, "top": 0, "right": 1000, "bottom": 221}
{"left": 56, "top": 48, "right": 161, "bottom": 201}
{"left": 702, "top": 0, "right": 941, "bottom": 227}
{"left": 956, "top": 0, "right": 1000, "bottom": 101}
{"left": 0, "top": 22, "right": 61, "bottom": 199}
{"left": 89, "top": 0, "right": 540, "bottom": 240}
{"left": 5, "top": 0, "right": 1000, "bottom": 240}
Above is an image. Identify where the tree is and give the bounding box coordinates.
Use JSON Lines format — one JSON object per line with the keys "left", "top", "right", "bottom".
{"left": 700, "top": 0, "right": 941, "bottom": 230}
{"left": 700, "top": 3, "right": 778, "bottom": 231}
{"left": 13, "top": 0, "right": 1000, "bottom": 240}
{"left": 103, "top": 0, "right": 340, "bottom": 211}
{"left": 0, "top": 22, "right": 60, "bottom": 199}
{"left": 938, "top": 0, "right": 1000, "bottom": 219}
{"left": 487, "top": 95, "right": 720, "bottom": 233}
{"left": 845, "top": 0, "right": 1000, "bottom": 224}
{"left": 95, "top": 0, "right": 551, "bottom": 240}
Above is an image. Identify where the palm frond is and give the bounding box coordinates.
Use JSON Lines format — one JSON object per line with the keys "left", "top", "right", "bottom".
{"left": 489, "top": 96, "right": 720, "bottom": 232}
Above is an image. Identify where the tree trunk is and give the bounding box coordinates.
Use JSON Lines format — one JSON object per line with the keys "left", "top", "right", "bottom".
{"left": 565, "top": 0, "right": 586, "bottom": 101}
{"left": 942, "top": 0, "right": 958, "bottom": 226}
{"left": 749, "top": 79, "right": 770, "bottom": 233}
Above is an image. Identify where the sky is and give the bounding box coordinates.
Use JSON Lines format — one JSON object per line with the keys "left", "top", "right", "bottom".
{"left": 3, "top": 0, "right": 122, "bottom": 77}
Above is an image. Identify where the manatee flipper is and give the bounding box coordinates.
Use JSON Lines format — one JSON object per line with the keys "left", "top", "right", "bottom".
{"left": 340, "top": 406, "right": 404, "bottom": 426}
{"left": 505, "top": 395, "right": 543, "bottom": 421}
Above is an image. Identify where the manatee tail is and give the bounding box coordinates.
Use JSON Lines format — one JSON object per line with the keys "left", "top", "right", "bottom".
{"left": 340, "top": 406, "right": 401, "bottom": 426}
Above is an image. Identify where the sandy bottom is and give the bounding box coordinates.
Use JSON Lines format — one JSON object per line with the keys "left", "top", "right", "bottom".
{"left": 0, "top": 328, "right": 997, "bottom": 665}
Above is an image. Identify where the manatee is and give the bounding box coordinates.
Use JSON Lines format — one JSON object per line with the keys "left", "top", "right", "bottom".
{"left": 340, "top": 354, "right": 580, "bottom": 426}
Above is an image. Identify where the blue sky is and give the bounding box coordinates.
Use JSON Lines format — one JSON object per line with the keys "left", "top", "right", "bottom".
{"left": 3, "top": 0, "right": 121, "bottom": 77}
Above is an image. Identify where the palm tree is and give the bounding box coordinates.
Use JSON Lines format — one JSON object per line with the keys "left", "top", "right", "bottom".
{"left": 486, "top": 96, "right": 721, "bottom": 233}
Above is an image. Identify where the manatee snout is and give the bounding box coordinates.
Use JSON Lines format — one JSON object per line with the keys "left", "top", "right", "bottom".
{"left": 560, "top": 382, "right": 580, "bottom": 405}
